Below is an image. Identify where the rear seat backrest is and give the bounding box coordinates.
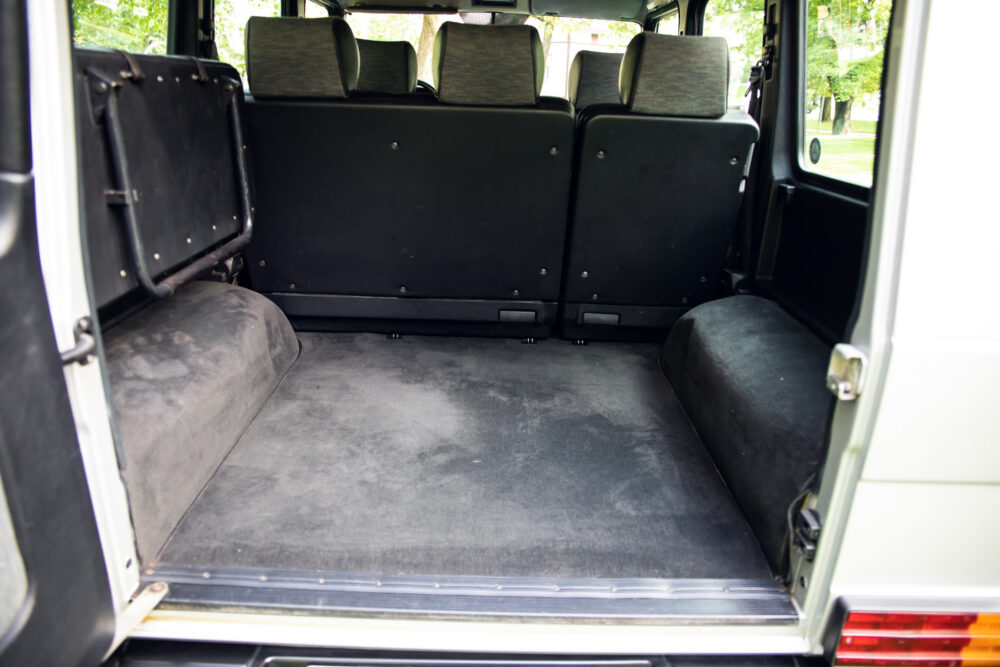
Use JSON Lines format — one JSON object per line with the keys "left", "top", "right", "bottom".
{"left": 242, "top": 20, "right": 575, "bottom": 337}
{"left": 356, "top": 39, "right": 418, "bottom": 95}
{"left": 562, "top": 33, "right": 759, "bottom": 340}
{"left": 434, "top": 23, "right": 543, "bottom": 106}
{"left": 568, "top": 50, "right": 623, "bottom": 112}
{"left": 246, "top": 16, "right": 359, "bottom": 98}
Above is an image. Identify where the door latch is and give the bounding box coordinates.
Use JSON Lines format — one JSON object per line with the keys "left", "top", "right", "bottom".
{"left": 826, "top": 343, "right": 868, "bottom": 401}
{"left": 793, "top": 508, "right": 822, "bottom": 562}
{"left": 60, "top": 316, "right": 97, "bottom": 366}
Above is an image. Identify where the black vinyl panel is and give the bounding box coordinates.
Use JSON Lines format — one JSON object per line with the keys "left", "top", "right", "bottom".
{"left": 0, "top": 0, "right": 29, "bottom": 173}
{"left": 1, "top": 3, "right": 114, "bottom": 663}
{"left": 761, "top": 183, "right": 868, "bottom": 343}
{"left": 0, "top": 142, "right": 114, "bottom": 667}
{"left": 244, "top": 101, "right": 574, "bottom": 303}
{"left": 564, "top": 113, "right": 758, "bottom": 309}
{"left": 73, "top": 49, "right": 243, "bottom": 308}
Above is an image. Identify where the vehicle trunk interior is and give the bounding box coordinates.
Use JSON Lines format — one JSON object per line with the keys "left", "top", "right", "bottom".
{"left": 71, "top": 0, "right": 871, "bottom": 622}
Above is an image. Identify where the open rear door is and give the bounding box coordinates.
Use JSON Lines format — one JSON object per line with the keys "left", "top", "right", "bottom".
{"left": 0, "top": 0, "right": 115, "bottom": 663}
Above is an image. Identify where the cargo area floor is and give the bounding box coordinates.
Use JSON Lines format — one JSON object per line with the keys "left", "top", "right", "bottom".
{"left": 156, "top": 333, "right": 771, "bottom": 580}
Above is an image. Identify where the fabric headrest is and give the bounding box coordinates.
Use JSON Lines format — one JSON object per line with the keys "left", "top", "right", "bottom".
{"left": 619, "top": 33, "right": 729, "bottom": 118}
{"left": 433, "top": 23, "right": 543, "bottom": 106}
{"left": 568, "top": 51, "right": 624, "bottom": 110}
{"left": 246, "top": 16, "right": 360, "bottom": 98}
{"left": 356, "top": 39, "right": 418, "bottom": 95}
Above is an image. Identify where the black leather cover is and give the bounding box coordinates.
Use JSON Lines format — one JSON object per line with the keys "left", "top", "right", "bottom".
{"left": 73, "top": 50, "right": 244, "bottom": 309}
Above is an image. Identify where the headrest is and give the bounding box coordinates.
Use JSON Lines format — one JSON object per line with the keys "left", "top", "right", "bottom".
{"left": 433, "top": 23, "right": 543, "bottom": 106}
{"left": 619, "top": 33, "right": 729, "bottom": 118}
{"left": 568, "top": 51, "right": 624, "bottom": 110}
{"left": 246, "top": 16, "right": 359, "bottom": 98}
{"left": 356, "top": 39, "right": 418, "bottom": 95}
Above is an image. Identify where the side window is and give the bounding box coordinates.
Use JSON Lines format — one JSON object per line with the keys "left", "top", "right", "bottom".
{"left": 72, "top": 0, "right": 168, "bottom": 54}
{"left": 655, "top": 12, "right": 679, "bottom": 34}
{"left": 704, "top": 0, "right": 765, "bottom": 110}
{"left": 215, "top": 0, "right": 282, "bottom": 82}
{"left": 304, "top": 0, "right": 330, "bottom": 17}
{"left": 803, "top": 0, "right": 892, "bottom": 186}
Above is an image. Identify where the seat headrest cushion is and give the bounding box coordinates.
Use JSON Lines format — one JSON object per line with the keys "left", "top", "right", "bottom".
{"left": 433, "top": 23, "right": 543, "bottom": 106}
{"left": 568, "top": 51, "right": 624, "bottom": 110}
{"left": 619, "top": 32, "right": 729, "bottom": 118}
{"left": 246, "top": 16, "right": 359, "bottom": 98}
{"left": 356, "top": 39, "right": 418, "bottom": 95}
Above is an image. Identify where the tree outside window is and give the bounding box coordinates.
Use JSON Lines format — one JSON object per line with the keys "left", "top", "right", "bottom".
{"left": 73, "top": 0, "right": 168, "bottom": 55}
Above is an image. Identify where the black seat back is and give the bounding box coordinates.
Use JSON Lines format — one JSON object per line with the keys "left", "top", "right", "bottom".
{"left": 73, "top": 49, "right": 247, "bottom": 312}
{"left": 242, "top": 20, "right": 574, "bottom": 336}
{"left": 562, "top": 33, "right": 759, "bottom": 339}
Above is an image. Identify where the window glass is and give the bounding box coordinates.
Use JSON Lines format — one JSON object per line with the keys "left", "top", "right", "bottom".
{"left": 304, "top": 0, "right": 330, "bottom": 17}
{"left": 346, "top": 13, "right": 463, "bottom": 84}
{"left": 524, "top": 17, "right": 641, "bottom": 98}
{"left": 803, "top": 0, "right": 891, "bottom": 186}
{"left": 72, "top": 0, "right": 168, "bottom": 54}
{"left": 656, "top": 13, "right": 679, "bottom": 35}
{"left": 704, "top": 0, "right": 765, "bottom": 111}
{"left": 216, "top": 0, "right": 281, "bottom": 82}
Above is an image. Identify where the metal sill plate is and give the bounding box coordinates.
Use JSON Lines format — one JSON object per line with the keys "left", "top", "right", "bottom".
{"left": 143, "top": 565, "right": 798, "bottom": 624}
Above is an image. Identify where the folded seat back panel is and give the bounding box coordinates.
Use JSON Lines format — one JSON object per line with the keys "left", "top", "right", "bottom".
{"left": 73, "top": 49, "right": 246, "bottom": 308}
{"left": 244, "top": 101, "right": 573, "bottom": 303}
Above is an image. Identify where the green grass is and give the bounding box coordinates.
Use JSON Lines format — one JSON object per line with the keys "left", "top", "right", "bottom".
{"left": 804, "top": 118, "right": 876, "bottom": 185}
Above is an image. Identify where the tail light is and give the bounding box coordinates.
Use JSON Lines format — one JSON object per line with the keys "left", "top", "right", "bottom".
{"left": 836, "top": 611, "right": 1000, "bottom": 666}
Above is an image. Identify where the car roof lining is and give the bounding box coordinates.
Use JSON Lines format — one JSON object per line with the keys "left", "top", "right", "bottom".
{"left": 341, "top": 0, "right": 657, "bottom": 23}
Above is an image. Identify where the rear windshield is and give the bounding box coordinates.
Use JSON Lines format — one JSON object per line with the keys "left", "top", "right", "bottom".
{"left": 345, "top": 12, "right": 641, "bottom": 98}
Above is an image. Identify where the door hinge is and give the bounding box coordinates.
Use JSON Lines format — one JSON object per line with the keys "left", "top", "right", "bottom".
{"left": 793, "top": 507, "right": 822, "bottom": 562}
{"left": 104, "top": 582, "right": 169, "bottom": 660}
{"left": 59, "top": 316, "right": 97, "bottom": 366}
{"left": 826, "top": 343, "right": 868, "bottom": 401}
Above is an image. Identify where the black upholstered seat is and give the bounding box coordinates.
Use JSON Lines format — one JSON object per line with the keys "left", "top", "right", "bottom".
{"left": 242, "top": 19, "right": 574, "bottom": 336}
{"left": 562, "top": 32, "right": 759, "bottom": 340}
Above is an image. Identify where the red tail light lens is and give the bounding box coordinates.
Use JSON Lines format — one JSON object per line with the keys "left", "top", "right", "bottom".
{"left": 836, "top": 611, "right": 1000, "bottom": 666}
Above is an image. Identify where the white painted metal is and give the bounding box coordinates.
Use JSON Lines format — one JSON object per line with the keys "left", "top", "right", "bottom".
{"left": 132, "top": 611, "right": 811, "bottom": 655}
{"left": 104, "top": 583, "right": 170, "bottom": 660}
{"left": 27, "top": 0, "right": 139, "bottom": 613}
{"left": 801, "top": 0, "right": 1000, "bottom": 652}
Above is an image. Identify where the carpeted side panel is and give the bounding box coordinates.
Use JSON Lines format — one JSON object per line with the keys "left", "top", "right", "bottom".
{"left": 661, "top": 295, "right": 833, "bottom": 571}
{"left": 104, "top": 281, "right": 299, "bottom": 561}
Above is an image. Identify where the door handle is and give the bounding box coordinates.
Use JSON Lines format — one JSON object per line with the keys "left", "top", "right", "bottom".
{"left": 60, "top": 316, "right": 96, "bottom": 366}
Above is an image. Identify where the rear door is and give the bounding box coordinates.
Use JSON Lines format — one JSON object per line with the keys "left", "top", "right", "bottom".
{"left": 749, "top": 0, "right": 890, "bottom": 344}
{"left": 0, "top": 0, "right": 115, "bottom": 663}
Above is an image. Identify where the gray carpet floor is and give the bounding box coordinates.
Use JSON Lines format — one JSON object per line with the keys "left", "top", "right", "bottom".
{"left": 157, "top": 333, "right": 771, "bottom": 579}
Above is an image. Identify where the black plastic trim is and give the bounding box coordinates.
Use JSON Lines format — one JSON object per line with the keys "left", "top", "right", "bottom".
{"left": 268, "top": 293, "right": 558, "bottom": 326}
